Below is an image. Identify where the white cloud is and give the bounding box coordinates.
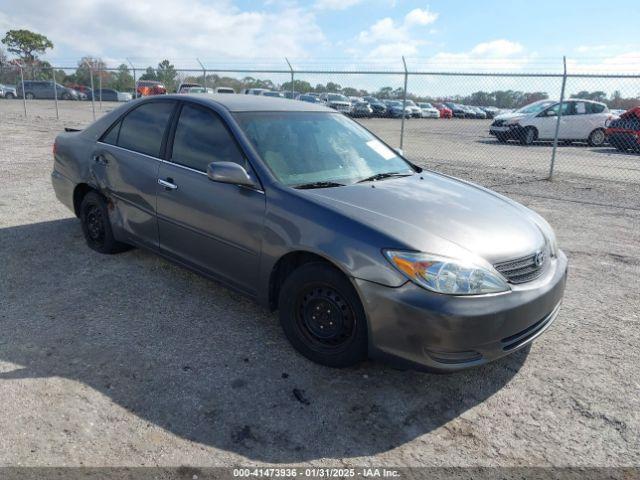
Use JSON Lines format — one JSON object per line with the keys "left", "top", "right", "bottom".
{"left": 429, "top": 39, "right": 531, "bottom": 71}
{"left": 314, "top": 0, "right": 363, "bottom": 10}
{"left": 404, "top": 8, "right": 438, "bottom": 27}
{"left": 0, "top": 0, "right": 325, "bottom": 66}
{"left": 355, "top": 8, "right": 437, "bottom": 59}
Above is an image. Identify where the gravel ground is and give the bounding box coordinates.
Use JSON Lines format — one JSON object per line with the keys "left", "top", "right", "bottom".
{"left": 0, "top": 100, "right": 639, "bottom": 468}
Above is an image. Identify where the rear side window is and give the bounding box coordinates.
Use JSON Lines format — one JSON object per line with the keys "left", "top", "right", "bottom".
{"left": 170, "top": 103, "right": 245, "bottom": 172}
{"left": 117, "top": 101, "right": 175, "bottom": 157}
{"left": 587, "top": 103, "right": 606, "bottom": 114}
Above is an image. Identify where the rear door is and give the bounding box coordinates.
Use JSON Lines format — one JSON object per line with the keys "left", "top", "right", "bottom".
{"left": 93, "top": 100, "right": 176, "bottom": 249}
{"left": 156, "top": 101, "right": 266, "bottom": 295}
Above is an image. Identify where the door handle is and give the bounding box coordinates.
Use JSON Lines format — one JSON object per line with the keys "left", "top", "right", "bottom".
{"left": 158, "top": 178, "right": 178, "bottom": 190}
{"left": 93, "top": 154, "right": 108, "bottom": 165}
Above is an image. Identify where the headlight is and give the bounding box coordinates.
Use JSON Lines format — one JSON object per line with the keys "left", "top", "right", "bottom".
{"left": 505, "top": 118, "right": 521, "bottom": 125}
{"left": 384, "top": 250, "right": 510, "bottom": 295}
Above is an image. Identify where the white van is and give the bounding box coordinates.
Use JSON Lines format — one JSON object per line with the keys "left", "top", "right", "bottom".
{"left": 489, "top": 99, "right": 612, "bottom": 146}
{"left": 215, "top": 87, "right": 235, "bottom": 94}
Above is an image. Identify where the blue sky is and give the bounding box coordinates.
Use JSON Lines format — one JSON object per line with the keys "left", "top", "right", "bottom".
{"left": 1, "top": 0, "right": 639, "bottom": 70}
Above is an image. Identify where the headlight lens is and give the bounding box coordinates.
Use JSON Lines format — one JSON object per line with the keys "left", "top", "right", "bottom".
{"left": 384, "top": 250, "right": 510, "bottom": 295}
{"left": 505, "top": 118, "right": 521, "bottom": 125}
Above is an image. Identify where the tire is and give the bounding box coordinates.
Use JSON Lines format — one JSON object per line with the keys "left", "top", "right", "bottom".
{"left": 79, "top": 191, "right": 131, "bottom": 254}
{"left": 61, "top": 93, "right": 71, "bottom": 101}
{"left": 278, "top": 262, "right": 368, "bottom": 368}
{"left": 496, "top": 134, "right": 508, "bottom": 143}
{"left": 25, "top": 92, "right": 35, "bottom": 100}
{"left": 520, "top": 127, "right": 536, "bottom": 145}
{"left": 588, "top": 128, "right": 606, "bottom": 147}
{"left": 5, "top": 92, "right": 15, "bottom": 99}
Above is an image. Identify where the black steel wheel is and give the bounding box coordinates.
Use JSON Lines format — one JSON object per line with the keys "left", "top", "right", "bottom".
{"left": 279, "top": 262, "right": 367, "bottom": 368}
{"left": 80, "top": 191, "right": 130, "bottom": 254}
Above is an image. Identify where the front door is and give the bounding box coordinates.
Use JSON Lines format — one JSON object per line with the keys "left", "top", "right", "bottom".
{"left": 156, "top": 102, "right": 266, "bottom": 295}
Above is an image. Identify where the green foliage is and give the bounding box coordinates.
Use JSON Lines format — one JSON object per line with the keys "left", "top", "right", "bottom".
{"left": 156, "top": 59, "right": 178, "bottom": 91}
{"left": 139, "top": 66, "right": 158, "bottom": 81}
{"left": 1, "top": 29, "right": 53, "bottom": 64}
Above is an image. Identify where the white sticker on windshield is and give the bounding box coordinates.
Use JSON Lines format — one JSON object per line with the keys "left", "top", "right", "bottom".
{"left": 366, "top": 140, "right": 396, "bottom": 160}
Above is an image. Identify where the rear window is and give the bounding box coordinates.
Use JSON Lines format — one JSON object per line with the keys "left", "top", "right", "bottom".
{"left": 115, "top": 101, "right": 175, "bottom": 157}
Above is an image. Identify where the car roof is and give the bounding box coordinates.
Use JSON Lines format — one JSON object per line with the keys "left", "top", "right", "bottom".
{"left": 162, "top": 93, "right": 333, "bottom": 112}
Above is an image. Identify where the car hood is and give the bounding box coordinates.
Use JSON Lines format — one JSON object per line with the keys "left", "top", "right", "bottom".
{"left": 494, "top": 112, "right": 527, "bottom": 122}
{"left": 303, "top": 173, "right": 546, "bottom": 265}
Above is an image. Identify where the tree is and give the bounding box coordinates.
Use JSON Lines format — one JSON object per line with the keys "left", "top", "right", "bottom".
{"left": 156, "top": 59, "right": 177, "bottom": 91}
{"left": 111, "top": 64, "right": 134, "bottom": 92}
{"left": 281, "top": 79, "right": 313, "bottom": 94}
{"left": 140, "top": 67, "right": 158, "bottom": 81}
{"left": 72, "top": 56, "right": 108, "bottom": 86}
{"left": 1, "top": 29, "right": 53, "bottom": 65}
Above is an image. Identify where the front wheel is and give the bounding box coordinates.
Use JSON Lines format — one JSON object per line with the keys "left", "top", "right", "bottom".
{"left": 5, "top": 92, "right": 15, "bottom": 99}
{"left": 520, "top": 127, "right": 536, "bottom": 145}
{"left": 588, "top": 128, "right": 606, "bottom": 147}
{"left": 278, "top": 263, "right": 368, "bottom": 368}
{"left": 25, "top": 92, "right": 35, "bottom": 100}
{"left": 496, "top": 133, "right": 508, "bottom": 143}
{"left": 80, "top": 191, "right": 131, "bottom": 254}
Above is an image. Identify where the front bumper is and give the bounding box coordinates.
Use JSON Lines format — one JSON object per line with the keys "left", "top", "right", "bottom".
{"left": 355, "top": 250, "right": 568, "bottom": 372}
{"left": 490, "top": 124, "right": 526, "bottom": 139}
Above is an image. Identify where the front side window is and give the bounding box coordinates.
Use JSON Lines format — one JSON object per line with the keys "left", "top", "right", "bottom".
{"left": 519, "top": 100, "right": 555, "bottom": 115}
{"left": 117, "top": 101, "right": 175, "bottom": 157}
{"left": 236, "top": 112, "right": 414, "bottom": 187}
{"left": 171, "top": 103, "right": 245, "bottom": 172}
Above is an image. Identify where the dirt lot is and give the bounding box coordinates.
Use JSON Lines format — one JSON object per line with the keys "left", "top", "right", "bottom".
{"left": 1, "top": 100, "right": 639, "bottom": 468}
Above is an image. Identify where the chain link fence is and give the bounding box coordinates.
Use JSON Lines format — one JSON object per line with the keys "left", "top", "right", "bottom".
{"left": 1, "top": 58, "right": 639, "bottom": 201}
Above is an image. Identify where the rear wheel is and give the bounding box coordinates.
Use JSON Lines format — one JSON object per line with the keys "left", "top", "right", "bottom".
{"left": 25, "top": 92, "right": 35, "bottom": 100}
{"left": 61, "top": 92, "right": 71, "bottom": 100}
{"left": 588, "top": 128, "right": 606, "bottom": 147}
{"left": 278, "top": 263, "right": 368, "bottom": 368}
{"left": 80, "top": 191, "right": 131, "bottom": 254}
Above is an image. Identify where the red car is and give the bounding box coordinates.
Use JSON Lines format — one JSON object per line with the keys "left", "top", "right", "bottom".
{"left": 433, "top": 103, "right": 453, "bottom": 119}
{"left": 136, "top": 80, "right": 167, "bottom": 97}
{"left": 605, "top": 107, "right": 640, "bottom": 153}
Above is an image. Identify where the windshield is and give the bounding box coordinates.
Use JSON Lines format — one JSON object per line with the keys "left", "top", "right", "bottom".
{"left": 327, "top": 94, "right": 348, "bottom": 102}
{"left": 235, "top": 112, "right": 414, "bottom": 187}
{"left": 516, "top": 100, "right": 555, "bottom": 114}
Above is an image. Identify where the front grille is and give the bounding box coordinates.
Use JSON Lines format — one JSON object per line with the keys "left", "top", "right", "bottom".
{"left": 494, "top": 249, "right": 548, "bottom": 284}
{"left": 491, "top": 119, "right": 505, "bottom": 127}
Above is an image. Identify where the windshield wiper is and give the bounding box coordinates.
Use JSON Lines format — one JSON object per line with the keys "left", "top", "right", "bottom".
{"left": 356, "top": 172, "right": 412, "bottom": 183}
{"left": 293, "top": 181, "right": 346, "bottom": 189}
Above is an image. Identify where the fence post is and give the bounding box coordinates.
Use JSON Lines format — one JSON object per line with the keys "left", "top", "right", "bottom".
{"left": 98, "top": 67, "right": 102, "bottom": 110}
{"left": 52, "top": 67, "right": 59, "bottom": 120}
{"left": 128, "top": 59, "right": 136, "bottom": 98}
{"left": 549, "top": 56, "right": 567, "bottom": 180}
{"left": 400, "top": 56, "right": 408, "bottom": 150}
{"left": 19, "top": 65, "right": 27, "bottom": 117}
{"left": 285, "top": 57, "right": 294, "bottom": 99}
{"left": 86, "top": 61, "right": 96, "bottom": 121}
{"left": 197, "top": 58, "right": 206, "bottom": 90}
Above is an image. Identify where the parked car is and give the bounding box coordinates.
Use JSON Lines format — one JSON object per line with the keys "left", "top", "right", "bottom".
{"left": 350, "top": 100, "right": 373, "bottom": 118}
{"left": 469, "top": 106, "right": 487, "bottom": 119}
{"left": 93, "top": 89, "right": 132, "bottom": 102}
{"left": 417, "top": 102, "right": 440, "bottom": 118}
{"left": 177, "top": 82, "right": 201, "bottom": 94}
{"left": 261, "top": 91, "right": 284, "bottom": 98}
{"left": 384, "top": 100, "right": 411, "bottom": 118}
{"left": 605, "top": 106, "right": 640, "bottom": 153}
{"left": 363, "top": 96, "right": 387, "bottom": 117}
{"left": 282, "top": 91, "right": 300, "bottom": 99}
{"left": 0, "top": 84, "right": 17, "bottom": 99}
{"left": 433, "top": 103, "right": 453, "bottom": 118}
{"left": 403, "top": 100, "right": 422, "bottom": 118}
{"left": 444, "top": 102, "right": 467, "bottom": 118}
{"left": 17, "top": 81, "right": 80, "bottom": 100}
{"left": 481, "top": 106, "right": 500, "bottom": 119}
{"left": 52, "top": 94, "right": 567, "bottom": 372}
{"left": 136, "top": 80, "right": 167, "bottom": 97}
{"left": 243, "top": 88, "right": 271, "bottom": 95}
{"left": 490, "top": 99, "right": 612, "bottom": 146}
{"left": 320, "top": 93, "right": 352, "bottom": 114}
{"left": 187, "top": 87, "right": 208, "bottom": 94}
{"left": 296, "top": 94, "right": 322, "bottom": 104}
{"left": 215, "top": 87, "right": 236, "bottom": 94}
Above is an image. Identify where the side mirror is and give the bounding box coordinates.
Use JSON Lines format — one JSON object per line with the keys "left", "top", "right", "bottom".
{"left": 545, "top": 110, "right": 557, "bottom": 117}
{"left": 206, "top": 162, "right": 259, "bottom": 189}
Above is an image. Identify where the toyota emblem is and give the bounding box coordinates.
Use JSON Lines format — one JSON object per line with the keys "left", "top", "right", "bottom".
{"left": 534, "top": 251, "right": 545, "bottom": 267}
